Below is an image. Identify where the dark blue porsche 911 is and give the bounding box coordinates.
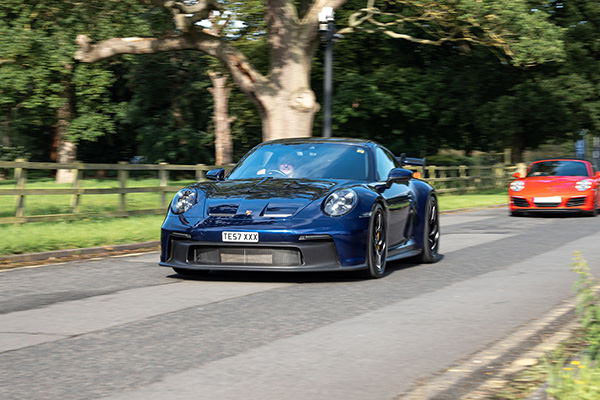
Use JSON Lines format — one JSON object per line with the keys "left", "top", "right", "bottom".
{"left": 160, "top": 138, "right": 439, "bottom": 279}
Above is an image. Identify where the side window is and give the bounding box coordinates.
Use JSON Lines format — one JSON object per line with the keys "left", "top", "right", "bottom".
{"left": 375, "top": 147, "right": 398, "bottom": 181}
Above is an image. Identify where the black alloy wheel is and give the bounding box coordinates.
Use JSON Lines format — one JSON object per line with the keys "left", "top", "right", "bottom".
{"left": 418, "top": 195, "right": 440, "bottom": 263}
{"left": 361, "top": 204, "right": 388, "bottom": 279}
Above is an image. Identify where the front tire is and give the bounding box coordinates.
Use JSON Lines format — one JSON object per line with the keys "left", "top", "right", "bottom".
{"left": 360, "top": 204, "right": 388, "bottom": 279}
{"left": 418, "top": 195, "right": 440, "bottom": 263}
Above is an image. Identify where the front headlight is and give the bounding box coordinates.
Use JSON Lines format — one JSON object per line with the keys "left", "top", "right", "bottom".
{"left": 171, "top": 188, "right": 198, "bottom": 214}
{"left": 509, "top": 181, "right": 525, "bottom": 192}
{"left": 575, "top": 179, "right": 593, "bottom": 191}
{"left": 323, "top": 189, "right": 357, "bottom": 217}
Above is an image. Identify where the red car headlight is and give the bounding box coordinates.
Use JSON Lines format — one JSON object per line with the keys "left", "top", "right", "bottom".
{"left": 575, "top": 179, "right": 593, "bottom": 192}
{"left": 509, "top": 181, "right": 525, "bottom": 192}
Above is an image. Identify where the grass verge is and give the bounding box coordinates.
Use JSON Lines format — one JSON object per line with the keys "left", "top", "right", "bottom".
{"left": 438, "top": 189, "right": 507, "bottom": 212}
{"left": 0, "top": 215, "right": 164, "bottom": 256}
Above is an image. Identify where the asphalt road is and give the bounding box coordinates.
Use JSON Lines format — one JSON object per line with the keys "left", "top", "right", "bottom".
{"left": 1, "top": 208, "right": 599, "bottom": 400}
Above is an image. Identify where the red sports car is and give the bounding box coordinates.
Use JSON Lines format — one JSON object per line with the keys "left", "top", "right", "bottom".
{"left": 508, "top": 158, "right": 600, "bottom": 216}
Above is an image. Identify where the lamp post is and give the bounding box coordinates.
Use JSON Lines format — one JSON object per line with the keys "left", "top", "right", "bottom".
{"left": 319, "top": 7, "right": 336, "bottom": 138}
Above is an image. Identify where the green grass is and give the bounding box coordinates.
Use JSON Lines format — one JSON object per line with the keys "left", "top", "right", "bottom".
{"left": 0, "top": 215, "right": 165, "bottom": 256}
{"left": 0, "top": 187, "right": 509, "bottom": 256}
{"left": 438, "top": 189, "right": 507, "bottom": 212}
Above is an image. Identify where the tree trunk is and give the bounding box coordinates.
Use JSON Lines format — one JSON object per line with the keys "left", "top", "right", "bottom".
{"left": 55, "top": 84, "right": 77, "bottom": 184}
{"left": 208, "top": 71, "right": 233, "bottom": 165}
{"left": 259, "top": 87, "right": 318, "bottom": 141}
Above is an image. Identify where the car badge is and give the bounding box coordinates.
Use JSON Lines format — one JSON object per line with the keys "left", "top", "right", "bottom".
{"left": 245, "top": 210, "right": 253, "bottom": 216}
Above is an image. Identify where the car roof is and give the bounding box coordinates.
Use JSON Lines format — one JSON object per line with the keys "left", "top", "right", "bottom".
{"left": 260, "top": 137, "right": 378, "bottom": 147}
{"left": 530, "top": 158, "right": 591, "bottom": 164}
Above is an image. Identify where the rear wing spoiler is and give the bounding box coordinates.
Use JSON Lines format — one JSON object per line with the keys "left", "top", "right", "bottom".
{"left": 396, "top": 153, "right": 427, "bottom": 178}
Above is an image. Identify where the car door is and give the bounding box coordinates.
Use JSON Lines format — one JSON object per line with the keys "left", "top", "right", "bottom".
{"left": 374, "top": 147, "right": 411, "bottom": 248}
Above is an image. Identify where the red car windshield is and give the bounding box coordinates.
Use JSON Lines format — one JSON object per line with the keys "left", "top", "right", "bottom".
{"left": 526, "top": 161, "right": 589, "bottom": 177}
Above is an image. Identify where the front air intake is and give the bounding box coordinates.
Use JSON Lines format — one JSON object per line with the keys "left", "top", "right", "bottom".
{"left": 191, "top": 247, "right": 302, "bottom": 266}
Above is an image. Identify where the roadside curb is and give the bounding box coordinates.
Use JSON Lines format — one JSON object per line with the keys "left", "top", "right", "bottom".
{"left": 0, "top": 241, "right": 160, "bottom": 268}
{"left": 398, "top": 297, "right": 579, "bottom": 399}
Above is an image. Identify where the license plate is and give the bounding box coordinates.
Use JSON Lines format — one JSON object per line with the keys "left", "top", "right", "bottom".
{"left": 533, "top": 196, "right": 561, "bottom": 203}
{"left": 222, "top": 231, "right": 259, "bottom": 243}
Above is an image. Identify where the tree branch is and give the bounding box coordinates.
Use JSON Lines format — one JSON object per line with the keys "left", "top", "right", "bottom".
{"left": 75, "top": 30, "right": 268, "bottom": 102}
{"left": 75, "top": 35, "right": 197, "bottom": 63}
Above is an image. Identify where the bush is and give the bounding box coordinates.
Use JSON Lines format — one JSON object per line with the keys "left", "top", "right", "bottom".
{"left": 427, "top": 154, "right": 474, "bottom": 166}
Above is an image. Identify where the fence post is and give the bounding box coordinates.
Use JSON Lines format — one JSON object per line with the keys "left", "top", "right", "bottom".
{"left": 159, "top": 162, "right": 168, "bottom": 209}
{"left": 440, "top": 168, "right": 447, "bottom": 191}
{"left": 196, "top": 164, "right": 206, "bottom": 182}
{"left": 427, "top": 166, "right": 436, "bottom": 182}
{"left": 516, "top": 163, "right": 527, "bottom": 177}
{"left": 70, "top": 162, "right": 83, "bottom": 213}
{"left": 504, "top": 148, "right": 512, "bottom": 165}
{"left": 14, "top": 158, "right": 27, "bottom": 220}
{"left": 118, "top": 162, "right": 128, "bottom": 215}
{"left": 493, "top": 163, "right": 504, "bottom": 188}
{"left": 459, "top": 165, "right": 467, "bottom": 191}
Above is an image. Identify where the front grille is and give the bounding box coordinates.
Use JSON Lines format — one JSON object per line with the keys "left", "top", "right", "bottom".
{"left": 533, "top": 201, "right": 560, "bottom": 208}
{"left": 567, "top": 197, "right": 587, "bottom": 207}
{"left": 191, "top": 246, "right": 302, "bottom": 266}
{"left": 511, "top": 197, "right": 529, "bottom": 207}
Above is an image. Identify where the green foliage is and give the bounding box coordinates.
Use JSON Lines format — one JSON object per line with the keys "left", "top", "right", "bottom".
{"left": 545, "top": 253, "right": 600, "bottom": 399}
{"left": 116, "top": 52, "right": 215, "bottom": 164}
{"left": 319, "top": 0, "right": 600, "bottom": 160}
{"left": 427, "top": 154, "right": 474, "bottom": 166}
{"left": 346, "top": 0, "right": 565, "bottom": 66}
{"left": 572, "top": 253, "right": 600, "bottom": 360}
{"left": 0, "top": 145, "right": 29, "bottom": 161}
{"left": 547, "top": 356, "right": 600, "bottom": 400}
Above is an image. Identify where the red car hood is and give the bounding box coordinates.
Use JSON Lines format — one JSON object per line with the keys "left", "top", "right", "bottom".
{"left": 521, "top": 176, "right": 590, "bottom": 191}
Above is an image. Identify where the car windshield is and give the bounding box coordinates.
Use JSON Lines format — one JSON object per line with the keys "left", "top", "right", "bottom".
{"left": 227, "top": 143, "right": 370, "bottom": 180}
{"left": 526, "top": 160, "right": 589, "bottom": 177}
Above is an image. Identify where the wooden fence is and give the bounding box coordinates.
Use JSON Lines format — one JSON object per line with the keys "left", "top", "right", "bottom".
{"left": 0, "top": 160, "right": 233, "bottom": 224}
{"left": 409, "top": 163, "right": 527, "bottom": 194}
{"left": 0, "top": 160, "right": 526, "bottom": 225}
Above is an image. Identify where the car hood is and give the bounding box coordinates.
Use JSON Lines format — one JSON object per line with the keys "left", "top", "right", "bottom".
{"left": 196, "top": 178, "right": 339, "bottom": 218}
{"left": 520, "top": 176, "right": 590, "bottom": 191}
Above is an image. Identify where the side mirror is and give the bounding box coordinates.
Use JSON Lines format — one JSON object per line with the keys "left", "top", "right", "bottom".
{"left": 513, "top": 172, "right": 522, "bottom": 179}
{"left": 595, "top": 171, "right": 600, "bottom": 178}
{"left": 387, "top": 168, "right": 413, "bottom": 182}
{"left": 206, "top": 168, "right": 225, "bottom": 181}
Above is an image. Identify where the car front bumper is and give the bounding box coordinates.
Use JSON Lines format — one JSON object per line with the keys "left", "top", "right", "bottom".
{"left": 159, "top": 214, "right": 371, "bottom": 272}
{"left": 159, "top": 236, "right": 369, "bottom": 272}
{"left": 509, "top": 192, "right": 596, "bottom": 212}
